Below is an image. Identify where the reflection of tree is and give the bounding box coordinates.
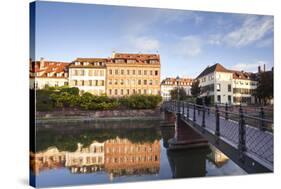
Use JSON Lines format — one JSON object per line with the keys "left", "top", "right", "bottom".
{"left": 35, "top": 121, "right": 161, "bottom": 152}
{"left": 167, "top": 147, "right": 211, "bottom": 178}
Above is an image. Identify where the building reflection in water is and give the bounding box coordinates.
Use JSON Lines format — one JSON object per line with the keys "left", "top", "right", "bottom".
{"left": 30, "top": 137, "right": 160, "bottom": 179}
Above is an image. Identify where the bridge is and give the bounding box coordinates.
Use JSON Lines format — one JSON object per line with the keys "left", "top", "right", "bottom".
{"left": 162, "top": 101, "right": 273, "bottom": 174}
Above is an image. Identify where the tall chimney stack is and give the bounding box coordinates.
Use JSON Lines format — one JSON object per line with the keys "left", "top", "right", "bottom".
{"left": 258, "top": 66, "right": 261, "bottom": 73}
{"left": 263, "top": 64, "right": 266, "bottom": 72}
{"left": 40, "top": 57, "right": 45, "bottom": 69}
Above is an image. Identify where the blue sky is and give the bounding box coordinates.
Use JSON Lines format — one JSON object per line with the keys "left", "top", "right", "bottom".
{"left": 33, "top": 1, "right": 274, "bottom": 79}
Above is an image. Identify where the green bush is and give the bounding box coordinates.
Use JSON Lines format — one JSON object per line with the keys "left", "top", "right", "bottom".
{"left": 36, "top": 87, "right": 161, "bottom": 111}
{"left": 120, "top": 94, "right": 162, "bottom": 109}
{"left": 36, "top": 90, "right": 55, "bottom": 111}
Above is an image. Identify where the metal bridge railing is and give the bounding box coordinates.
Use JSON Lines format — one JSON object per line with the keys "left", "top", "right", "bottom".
{"left": 162, "top": 100, "right": 273, "bottom": 167}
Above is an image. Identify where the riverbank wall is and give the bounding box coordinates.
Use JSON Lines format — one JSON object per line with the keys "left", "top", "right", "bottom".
{"left": 36, "top": 108, "right": 163, "bottom": 123}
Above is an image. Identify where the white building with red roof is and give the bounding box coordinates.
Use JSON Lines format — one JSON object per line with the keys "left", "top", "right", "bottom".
{"left": 29, "top": 58, "right": 69, "bottom": 89}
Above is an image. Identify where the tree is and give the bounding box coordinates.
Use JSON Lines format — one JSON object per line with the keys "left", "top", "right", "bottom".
{"left": 170, "top": 87, "right": 187, "bottom": 101}
{"left": 191, "top": 80, "right": 201, "bottom": 97}
{"left": 254, "top": 71, "right": 273, "bottom": 105}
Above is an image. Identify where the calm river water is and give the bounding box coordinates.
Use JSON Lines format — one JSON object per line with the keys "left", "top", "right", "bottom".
{"left": 31, "top": 120, "right": 246, "bottom": 187}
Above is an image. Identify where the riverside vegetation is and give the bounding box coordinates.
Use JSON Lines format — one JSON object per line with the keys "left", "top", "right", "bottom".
{"left": 35, "top": 86, "right": 162, "bottom": 111}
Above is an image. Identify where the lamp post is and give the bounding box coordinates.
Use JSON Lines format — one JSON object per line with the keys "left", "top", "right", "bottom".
{"left": 175, "top": 76, "right": 181, "bottom": 140}
{"left": 176, "top": 76, "right": 180, "bottom": 117}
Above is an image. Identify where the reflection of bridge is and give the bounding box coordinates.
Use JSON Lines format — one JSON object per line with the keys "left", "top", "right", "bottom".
{"left": 162, "top": 101, "right": 273, "bottom": 173}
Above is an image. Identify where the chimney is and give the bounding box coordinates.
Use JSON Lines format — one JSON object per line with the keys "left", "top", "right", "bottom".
{"left": 258, "top": 66, "right": 261, "bottom": 73}
{"left": 112, "top": 51, "right": 116, "bottom": 58}
{"left": 39, "top": 57, "right": 45, "bottom": 69}
{"left": 263, "top": 64, "right": 266, "bottom": 72}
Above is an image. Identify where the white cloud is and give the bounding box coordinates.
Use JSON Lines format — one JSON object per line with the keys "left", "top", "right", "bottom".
{"left": 130, "top": 36, "right": 160, "bottom": 51}
{"left": 231, "top": 60, "right": 269, "bottom": 72}
{"left": 176, "top": 35, "right": 202, "bottom": 57}
{"left": 223, "top": 16, "right": 273, "bottom": 47}
{"left": 256, "top": 37, "right": 273, "bottom": 48}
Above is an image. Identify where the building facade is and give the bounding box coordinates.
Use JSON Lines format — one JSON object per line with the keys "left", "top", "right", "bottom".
{"left": 197, "top": 63, "right": 258, "bottom": 105}
{"left": 106, "top": 53, "right": 161, "bottom": 97}
{"left": 30, "top": 58, "right": 69, "bottom": 89}
{"left": 30, "top": 53, "right": 161, "bottom": 97}
{"left": 160, "top": 77, "right": 193, "bottom": 101}
{"left": 68, "top": 58, "right": 107, "bottom": 95}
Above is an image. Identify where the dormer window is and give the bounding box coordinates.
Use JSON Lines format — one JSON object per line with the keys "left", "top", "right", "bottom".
{"left": 47, "top": 73, "right": 52, "bottom": 77}
{"left": 52, "top": 68, "right": 56, "bottom": 71}
{"left": 75, "top": 62, "right": 80, "bottom": 66}
{"left": 83, "top": 62, "right": 89, "bottom": 66}
{"left": 56, "top": 73, "right": 62, "bottom": 77}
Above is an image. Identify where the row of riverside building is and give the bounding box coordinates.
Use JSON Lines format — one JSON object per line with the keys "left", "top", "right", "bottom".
{"left": 30, "top": 52, "right": 272, "bottom": 104}
{"left": 30, "top": 52, "right": 161, "bottom": 97}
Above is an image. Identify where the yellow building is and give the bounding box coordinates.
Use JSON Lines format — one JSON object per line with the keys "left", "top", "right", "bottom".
{"left": 106, "top": 53, "right": 161, "bottom": 97}
{"left": 68, "top": 58, "right": 107, "bottom": 95}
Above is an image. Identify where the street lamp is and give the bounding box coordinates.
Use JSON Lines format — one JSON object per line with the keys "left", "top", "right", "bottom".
{"left": 174, "top": 76, "right": 181, "bottom": 142}
{"left": 176, "top": 75, "right": 180, "bottom": 111}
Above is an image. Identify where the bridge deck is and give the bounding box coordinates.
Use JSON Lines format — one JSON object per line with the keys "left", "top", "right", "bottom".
{"left": 166, "top": 105, "right": 273, "bottom": 171}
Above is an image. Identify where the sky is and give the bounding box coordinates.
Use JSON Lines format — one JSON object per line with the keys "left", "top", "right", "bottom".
{"left": 32, "top": 1, "right": 274, "bottom": 79}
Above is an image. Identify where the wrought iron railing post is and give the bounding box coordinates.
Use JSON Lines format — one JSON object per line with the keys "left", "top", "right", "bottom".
{"left": 260, "top": 106, "right": 265, "bottom": 131}
{"left": 238, "top": 105, "right": 246, "bottom": 160}
{"left": 202, "top": 104, "right": 206, "bottom": 128}
{"left": 215, "top": 104, "right": 220, "bottom": 136}
{"left": 186, "top": 102, "right": 189, "bottom": 120}
{"left": 225, "top": 103, "right": 229, "bottom": 120}
{"left": 193, "top": 104, "right": 196, "bottom": 122}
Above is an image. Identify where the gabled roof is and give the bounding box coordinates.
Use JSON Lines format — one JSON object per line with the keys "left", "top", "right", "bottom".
{"left": 196, "top": 63, "right": 231, "bottom": 79}
{"left": 231, "top": 70, "right": 257, "bottom": 81}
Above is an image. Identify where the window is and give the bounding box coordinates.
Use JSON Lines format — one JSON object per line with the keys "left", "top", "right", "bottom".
{"left": 138, "top": 80, "right": 141, "bottom": 85}
{"left": 120, "top": 79, "right": 124, "bottom": 85}
{"left": 89, "top": 80, "right": 93, "bottom": 86}
{"left": 155, "top": 80, "right": 158, "bottom": 85}
{"left": 121, "top": 70, "right": 124, "bottom": 75}
{"left": 228, "top": 95, "right": 232, "bottom": 103}
{"left": 217, "top": 95, "right": 221, "bottom": 103}
{"left": 144, "top": 70, "right": 147, "bottom": 75}
{"left": 228, "top": 84, "right": 231, "bottom": 92}
{"left": 100, "top": 70, "right": 104, "bottom": 76}
{"left": 74, "top": 80, "right": 78, "bottom": 86}
{"left": 127, "top": 70, "right": 130, "bottom": 75}
{"left": 88, "top": 70, "right": 93, "bottom": 76}
{"left": 114, "top": 80, "right": 118, "bottom": 85}
{"left": 138, "top": 70, "right": 141, "bottom": 75}
{"left": 82, "top": 80, "right": 85, "bottom": 86}
{"left": 115, "top": 89, "right": 118, "bottom": 95}
{"left": 127, "top": 89, "right": 130, "bottom": 95}
{"left": 149, "top": 80, "right": 153, "bottom": 85}
{"left": 216, "top": 84, "right": 221, "bottom": 92}
{"left": 108, "top": 80, "right": 112, "bottom": 85}
{"left": 132, "top": 70, "right": 136, "bottom": 75}
{"left": 143, "top": 80, "right": 147, "bottom": 85}
{"left": 109, "top": 89, "right": 112, "bottom": 95}
{"left": 150, "top": 70, "right": 153, "bottom": 75}
{"left": 138, "top": 89, "right": 141, "bottom": 94}
{"left": 155, "top": 70, "right": 158, "bottom": 75}
{"left": 143, "top": 89, "right": 147, "bottom": 94}
{"left": 101, "top": 80, "right": 105, "bottom": 86}
{"left": 94, "top": 70, "right": 98, "bottom": 76}
{"left": 109, "top": 69, "right": 112, "bottom": 75}
{"left": 115, "top": 69, "right": 118, "bottom": 75}
{"left": 121, "top": 89, "right": 124, "bottom": 95}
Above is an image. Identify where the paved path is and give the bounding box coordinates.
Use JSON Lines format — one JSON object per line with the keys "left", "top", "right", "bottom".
{"left": 167, "top": 106, "right": 273, "bottom": 169}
